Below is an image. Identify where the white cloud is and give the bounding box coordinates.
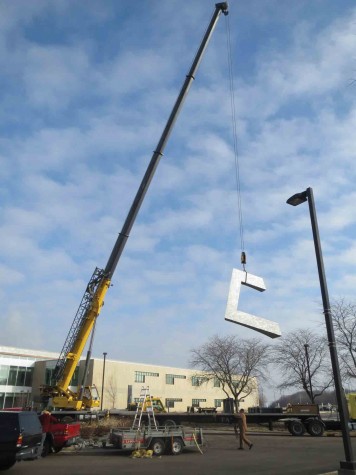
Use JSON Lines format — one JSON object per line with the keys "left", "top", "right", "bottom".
{"left": 0, "top": 1, "right": 356, "bottom": 404}
{"left": 23, "top": 44, "right": 92, "bottom": 109}
{"left": 0, "top": 265, "right": 24, "bottom": 285}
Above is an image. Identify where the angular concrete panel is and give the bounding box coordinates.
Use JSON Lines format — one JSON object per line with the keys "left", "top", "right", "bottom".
{"left": 224, "top": 268, "right": 281, "bottom": 339}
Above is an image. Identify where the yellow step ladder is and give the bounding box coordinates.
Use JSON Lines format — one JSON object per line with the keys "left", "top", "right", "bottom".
{"left": 131, "top": 386, "right": 158, "bottom": 430}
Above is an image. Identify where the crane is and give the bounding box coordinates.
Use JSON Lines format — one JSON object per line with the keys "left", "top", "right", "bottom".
{"left": 40, "top": 2, "right": 229, "bottom": 411}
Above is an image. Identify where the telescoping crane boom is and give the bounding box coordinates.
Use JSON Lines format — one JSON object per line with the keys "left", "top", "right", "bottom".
{"left": 41, "top": 2, "right": 229, "bottom": 411}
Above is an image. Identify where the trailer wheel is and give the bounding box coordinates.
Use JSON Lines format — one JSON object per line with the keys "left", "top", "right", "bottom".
{"left": 150, "top": 438, "right": 165, "bottom": 456}
{"left": 170, "top": 437, "right": 183, "bottom": 455}
{"left": 163, "top": 419, "right": 177, "bottom": 429}
{"left": 307, "top": 420, "right": 324, "bottom": 437}
{"left": 288, "top": 420, "right": 306, "bottom": 436}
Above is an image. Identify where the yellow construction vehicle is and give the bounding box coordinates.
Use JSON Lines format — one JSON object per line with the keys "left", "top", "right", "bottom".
{"left": 40, "top": 266, "right": 108, "bottom": 410}
{"left": 40, "top": 2, "right": 228, "bottom": 411}
{"left": 127, "top": 397, "right": 166, "bottom": 413}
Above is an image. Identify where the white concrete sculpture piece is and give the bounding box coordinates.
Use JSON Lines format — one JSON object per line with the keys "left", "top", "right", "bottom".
{"left": 224, "top": 268, "right": 281, "bottom": 339}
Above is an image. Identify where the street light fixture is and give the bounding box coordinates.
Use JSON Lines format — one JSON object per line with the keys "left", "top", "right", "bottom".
{"left": 101, "top": 352, "right": 107, "bottom": 411}
{"left": 304, "top": 344, "right": 314, "bottom": 403}
{"left": 286, "top": 191, "right": 308, "bottom": 206}
{"left": 287, "top": 187, "right": 356, "bottom": 474}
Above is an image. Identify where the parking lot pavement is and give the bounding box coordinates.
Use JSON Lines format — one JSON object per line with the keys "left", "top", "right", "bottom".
{"left": 8, "top": 433, "right": 356, "bottom": 475}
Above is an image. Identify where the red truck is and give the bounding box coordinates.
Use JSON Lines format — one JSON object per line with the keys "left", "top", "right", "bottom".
{"left": 38, "top": 412, "right": 81, "bottom": 457}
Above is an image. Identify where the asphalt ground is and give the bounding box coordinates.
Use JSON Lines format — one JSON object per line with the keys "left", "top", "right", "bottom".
{"left": 7, "top": 430, "right": 356, "bottom": 475}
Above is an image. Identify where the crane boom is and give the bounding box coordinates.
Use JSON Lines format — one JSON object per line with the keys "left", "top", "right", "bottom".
{"left": 42, "top": 2, "right": 229, "bottom": 411}
{"left": 104, "top": 2, "right": 228, "bottom": 280}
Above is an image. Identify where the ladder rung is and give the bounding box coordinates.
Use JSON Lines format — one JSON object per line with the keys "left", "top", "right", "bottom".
{"left": 131, "top": 387, "right": 157, "bottom": 431}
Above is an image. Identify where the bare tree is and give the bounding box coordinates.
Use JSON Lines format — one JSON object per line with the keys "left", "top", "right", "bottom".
{"left": 190, "top": 334, "right": 270, "bottom": 411}
{"left": 258, "top": 385, "right": 267, "bottom": 407}
{"left": 105, "top": 375, "right": 118, "bottom": 409}
{"left": 331, "top": 299, "right": 356, "bottom": 381}
{"left": 271, "top": 328, "right": 333, "bottom": 402}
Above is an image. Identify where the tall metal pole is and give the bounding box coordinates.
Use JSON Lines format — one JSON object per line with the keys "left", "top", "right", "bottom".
{"left": 304, "top": 344, "right": 314, "bottom": 403}
{"left": 306, "top": 187, "right": 355, "bottom": 471}
{"left": 101, "top": 352, "right": 107, "bottom": 411}
{"left": 287, "top": 187, "right": 356, "bottom": 473}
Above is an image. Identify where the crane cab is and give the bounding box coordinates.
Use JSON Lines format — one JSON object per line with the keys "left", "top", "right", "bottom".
{"left": 52, "top": 385, "right": 100, "bottom": 410}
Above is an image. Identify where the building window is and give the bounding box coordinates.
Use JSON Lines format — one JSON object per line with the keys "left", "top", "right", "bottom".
{"left": 0, "top": 365, "right": 34, "bottom": 387}
{"left": 166, "top": 374, "right": 174, "bottom": 385}
{"left": 134, "top": 371, "right": 159, "bottom": 383}
{"left": 214, "top": 378, "right": 220, "bottom": 388}
{"left": 45, "top": 368, "right": 56, "bottom": 386}
{"left": 8, "top": 366, "right": 18, "bottom": 386}
{"left": 165, "top": 374, "right": 186, "bottom": 385}
{"left": 4, "top": 393, "right": 14, "bottom": 408}
{"left": 0, "top": 365, "right": 9, "bottom": 385}
{"left": 191, "top": 376, "right": 207, "bottom": 387}
{"left": 192, "top": 398, "right": 206, "bottom": 407}
{"left": 45, "top": 367, "right": 78, "bottom": 387}
{"left": 165, "top": 398, "right": 183, "bottom": 409}
{"left": 17, "top": 367, "right": 26, "bottom": 386}
{"left": 135, "top": 372, "right": 145, "bottom": 383}
{"left": 214, "top": 399, "right": 222, "bottom": 408}
{"left": 233, "top": 380, "right": 241, "bottom": 389}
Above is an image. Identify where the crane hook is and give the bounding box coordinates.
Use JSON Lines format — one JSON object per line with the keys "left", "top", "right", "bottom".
{"left": 241, "top": 251, "right": 246, "bottom": 271}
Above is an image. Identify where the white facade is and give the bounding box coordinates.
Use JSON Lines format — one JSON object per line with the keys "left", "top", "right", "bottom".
{"left": 92, "top": 358, "right": 259, "bottom": 412}
{"left": 0, "top": 346, "right": 259, "bottom": 411}
{"left": 0, "top": 346, "right": 58, "bottom": 409}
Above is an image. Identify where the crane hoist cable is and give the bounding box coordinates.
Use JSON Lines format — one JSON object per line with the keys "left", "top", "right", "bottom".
{"left": 225, "top": 14, "right": 246, "bottom": 271}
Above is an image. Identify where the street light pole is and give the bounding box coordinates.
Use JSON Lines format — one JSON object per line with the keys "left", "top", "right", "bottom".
{"left": 101, "top": 352, "right": 107, "bottom": 411}
{"left": 287, "top": 187, "right": 356, "bottom": 474}
{"left": 304, "top": 344, "right": 314, "bottom": 403}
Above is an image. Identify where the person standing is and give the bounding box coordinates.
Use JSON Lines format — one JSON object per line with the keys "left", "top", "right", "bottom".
{"left": 234, "top": 408, "right": 253, "bottom": 450}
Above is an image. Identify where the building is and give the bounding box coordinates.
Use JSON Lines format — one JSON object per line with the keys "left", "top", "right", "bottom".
{"left": 0, "top": 346, "right": 259, "bottom": 411}
{"left": 0, "top": 346, "right": 58, "bottom": 409}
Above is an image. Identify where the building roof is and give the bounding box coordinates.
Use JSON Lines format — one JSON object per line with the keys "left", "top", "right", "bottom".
{"left": 0, "top": 345, "right": 59, "bottom": 360}
{"left": 0, "top": 345, "right": 192, "bottom": 371}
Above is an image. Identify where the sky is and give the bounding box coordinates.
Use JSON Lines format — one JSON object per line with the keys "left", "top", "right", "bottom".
{"left": 0, "top": 0, "right": 356, "bottom": 403}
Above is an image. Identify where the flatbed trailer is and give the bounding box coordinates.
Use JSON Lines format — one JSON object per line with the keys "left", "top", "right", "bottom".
{"left": 109, "top": 425, "right": 203, "bottom": 455}
{"left": 49, "top": 410, "right": 105, "bottom": 423}
{"left": 245, "top": 412, "right": 325, "bottom": 436}
{"left": 110, "top": 409, "right": 325, "bottom": 437}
